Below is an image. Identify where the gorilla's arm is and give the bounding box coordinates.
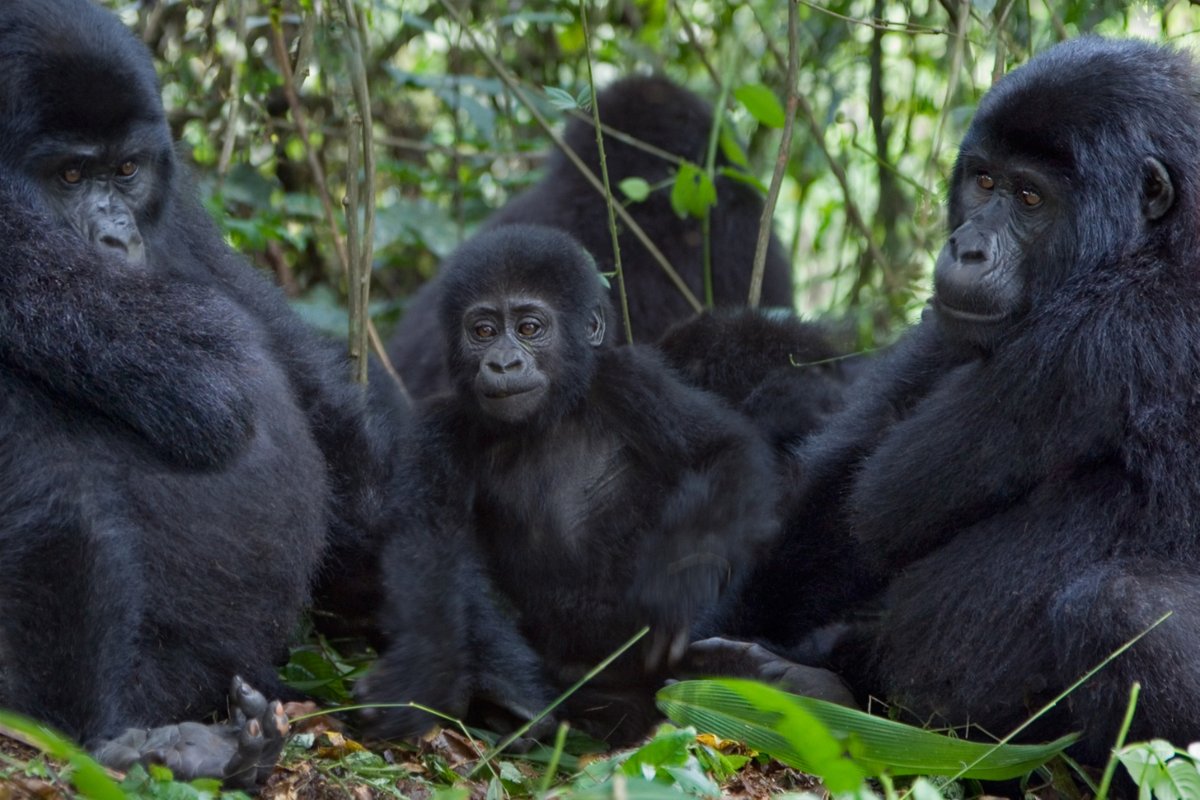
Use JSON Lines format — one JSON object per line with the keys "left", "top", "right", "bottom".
{"left": 359, "top": 404, "right": 552, "bottom": 739}
{"left": 850, "top": 284, "right": 1144, "bottom": 568}
{"left": 0, "top": 184, "right": 256, "bottom": 469}
{"left": 597, "top": 346, "right": 780, "bottom": 662}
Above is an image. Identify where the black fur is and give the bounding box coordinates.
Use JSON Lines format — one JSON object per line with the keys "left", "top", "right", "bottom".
{"left": 657, "top": 309, "right": 860, "bottom": 451}
{"left": 362, "top": 225, "right": 779, "bottom": 744}
{"left": 388, "top": 75, "right": 795, "bottom": 400}
{"left": 0, "top": 0, "right": 395, "bottom": 785}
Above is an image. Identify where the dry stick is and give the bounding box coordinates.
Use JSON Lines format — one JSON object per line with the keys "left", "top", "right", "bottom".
{"left": 269, "top": 15, "right": 409, "bottom": 400}
{"left": 340, "top": 0, "right": 378, "bottom": 387}
{"left": 748, "top": 1, "right": 800, "bottom": 309}
{"left": 434, "top": 0, "right": 702, "bottom": 314}
{"left": 580, "top": 2, "right": 633, "bottom": 345}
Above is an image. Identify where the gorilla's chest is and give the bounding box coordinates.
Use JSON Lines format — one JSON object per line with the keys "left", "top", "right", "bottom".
{"left": 474, "top": 425, "right": 630, "bottom": 558}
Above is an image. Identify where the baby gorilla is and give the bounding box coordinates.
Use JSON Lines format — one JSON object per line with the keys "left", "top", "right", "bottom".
{"left": 360, "top": 225, "right": 778, "bottom": 744}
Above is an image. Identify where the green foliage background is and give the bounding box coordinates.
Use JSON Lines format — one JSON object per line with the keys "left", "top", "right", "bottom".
{"left": 99, "top": 0, "right": 1200, "bottom": 343}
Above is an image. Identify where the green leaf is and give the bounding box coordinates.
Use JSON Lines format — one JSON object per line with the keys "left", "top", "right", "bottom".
{"left": 619, "top": 727, "right": 694, "bottom": 778}
{"left": 718, "top": 126, "right": 749, "bottom": 169}
{"left": 669, "top": 162, "right": 717, "bottom": 220}
{"left": 657, "top": 680, "right": 867, "bottom": 793}
{"left": 544, "top": 85, "right": 579, "bottom": 110}
{"left": 718, "top": 166, "right": 768, "bottom": 194}
{"left": 657, "top": 679, "right": 1076, "bottom": 783}
{"left": 1119, "top": 741, "right": 1200, "bottom": 800}
{"left": 734, "top": 83, "right": 786, "bottom": 128}
{"left": 0, "top": 711, "right": 125, "bottom": 800}
{"left": 619, "top": 177, "right": 651, "bottom": 202}
{"left": 576, "top": 84, "right": 593, "bottom": 112}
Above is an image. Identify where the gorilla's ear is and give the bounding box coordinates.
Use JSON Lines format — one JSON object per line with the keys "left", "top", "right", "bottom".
{"left": 1142, "top": 157, "right": 1174, "bottom": 221}
{"left": 587, "top": 308, "right": 606, "bottom": 347}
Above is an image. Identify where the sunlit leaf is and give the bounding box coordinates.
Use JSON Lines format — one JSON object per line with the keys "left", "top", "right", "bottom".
{"left": 544, "top": 86, "right": 579, "bottom": 110}
{"left": 619, "top": 177, "right": 651, "bottom": 202}
{"left": 670, "top": 162, "right": 717, "bottom": 220}
{"left": 734, "top": 83, "right": 786, "bottom": 128}
{"left": 658, "top": 679, "right": 1076, "bottom": 783}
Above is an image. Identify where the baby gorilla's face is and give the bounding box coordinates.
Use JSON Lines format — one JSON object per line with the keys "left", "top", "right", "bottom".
{"left": 462, "top": 293, "right": 555, "bottom": 424}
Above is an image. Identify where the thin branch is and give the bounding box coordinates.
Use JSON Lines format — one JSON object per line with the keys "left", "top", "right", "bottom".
{"left": 269, "top": 10, "right": 409, "bottom": 400}
{"left": 748, "top": 1, "right": 800, "bottom": 309}
{"left": 669, "top": 0, "right": 720, "bottom": 87}
{"left": 581, "top": 2, "right": 633, "bottom": 345}
{"left": 434, "top": 0, "right": 702, "bottom": 313}
{"left": 340, "top": 0, "right": 379, "bottom": 387}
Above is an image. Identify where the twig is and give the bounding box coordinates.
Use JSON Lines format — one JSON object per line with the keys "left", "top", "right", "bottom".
{"left": 339, "top": 0, "right": 378, "bottom": 387}
{"left": 749, "top": 1, "right": 800, "bottom": 309}
{"left": 669, "top": 0, "right": 720, "bottom": 86}
{"left": 581, "top": 2, "right": 633, "bottom": 345}
{"left": 269, "top": 10, "right": 409, "bottom": 400}
{"left": 433, "top": 0, "right": 702, "bottom": 313}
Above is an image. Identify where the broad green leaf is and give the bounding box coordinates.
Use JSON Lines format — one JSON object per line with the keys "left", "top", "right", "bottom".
{"left": 670, "top": 162, "right": 717, "bottom": 220}
{"left": 734, "top": 83, "right": 786, "bottom": 129}
{"left": 657, "top": 680, "right": 867, "bottom": 793}
{"left": 619, "top": 177, "right": 651, "bottom": 202}
{"left": 657, "top": 679, "right": 1077, "bottom": 782}
{"left": 1119, "top": 741, "right": 1200, "bottom": 800}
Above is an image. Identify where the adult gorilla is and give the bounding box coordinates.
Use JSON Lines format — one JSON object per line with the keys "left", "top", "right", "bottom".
{"left": 390, "top": 76, "right": 795, "bottom": 400}
{"left": 0, "top": 0, "right": 391, "bottom": 787}
{"left": 701, "top": 38, "right": 1200, "bottom": 759}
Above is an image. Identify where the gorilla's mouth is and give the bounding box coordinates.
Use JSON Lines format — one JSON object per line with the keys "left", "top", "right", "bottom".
{"left": 933, "top": 296, "right": 1009, "bottom": 325}
{"left": 483, "top": 386, "right": 537, "bottom": 400}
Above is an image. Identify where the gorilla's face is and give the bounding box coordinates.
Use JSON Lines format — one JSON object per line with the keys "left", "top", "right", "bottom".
{"left": 462, "top": 293, "right": 556, "bottom": 424}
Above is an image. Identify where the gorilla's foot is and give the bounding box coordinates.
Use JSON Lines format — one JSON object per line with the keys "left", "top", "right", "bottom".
{"left": 684, "top": 637, "right": 858, "bottom": 708}
{"left": 92, "top": 676, "right": 289, "bottom": 790}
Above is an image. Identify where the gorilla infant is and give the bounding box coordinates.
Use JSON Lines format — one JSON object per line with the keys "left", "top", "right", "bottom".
{"left": 360, "top": 225, "right": 779, "bottom": 744}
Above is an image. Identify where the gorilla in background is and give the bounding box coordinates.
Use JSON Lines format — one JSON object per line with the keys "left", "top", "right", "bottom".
{"left": 657, "top": 309, "right": 862, "bottom": 452}
{"left": 389, "top": 75, "right": 796, "bottom": 400}
{"left": 703, "top": 37, "right": 1200, "bottom": 761}
{"left": 359, "top": 225, "right": 779, "bottom": 744}
{"left": 0, "top": 0, "right": 397, "bottom": 787}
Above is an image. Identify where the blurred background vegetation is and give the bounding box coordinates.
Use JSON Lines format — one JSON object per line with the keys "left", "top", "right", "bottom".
{"left": 99, "top": 0, "right": 1200, "bottom": 346}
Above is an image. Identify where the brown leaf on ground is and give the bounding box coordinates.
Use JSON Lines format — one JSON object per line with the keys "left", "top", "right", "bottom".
{"left": 283, "top": 701, "right": 344, "bottom": 736}
{"left": 0, "top": 776, "right": 67, "bottom": 800}
{"left": 418, "top": 727, "right": 488, "bottom": 770}
{"left": 719, "top": 759, "right": 824, "bottom": 798}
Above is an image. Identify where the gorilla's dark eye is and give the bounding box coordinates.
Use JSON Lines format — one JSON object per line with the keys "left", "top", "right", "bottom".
{"left": 61, "top": 167, "right": 83, "bottom": 185}
{"left": 117, "top": 160, "right": 138, "bottom": 178}
{"left": 976, "top": 173, "right": 995, "bottom": 190}
{"left": 517, "top": 320, "right": 541, "bottom": 337}
{"left": 1021, "top": 188, "right": 1042, "bottom": 207}
{"left": 474, "top": 322, "right": 497, "bottom": 339}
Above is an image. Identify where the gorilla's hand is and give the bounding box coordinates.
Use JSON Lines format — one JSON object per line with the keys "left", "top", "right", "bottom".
{"left": 92, "top": 676, "right": 288, "bottom": 790}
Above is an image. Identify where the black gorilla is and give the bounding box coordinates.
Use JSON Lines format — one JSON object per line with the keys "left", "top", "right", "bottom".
{"left": 360, "top": 225, "right": 779, "bottom": 744}
{"left": 0, "top": 0, "right": 393, "bottom": 786}
{"left": 708, "top": 38, "right": 1200, "bottom": 760}
{"left": 389, "top": 75, "right": 796, "bottom": 400}
{"left": 657, "top": 309, "right": 860, "bottom": 451}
